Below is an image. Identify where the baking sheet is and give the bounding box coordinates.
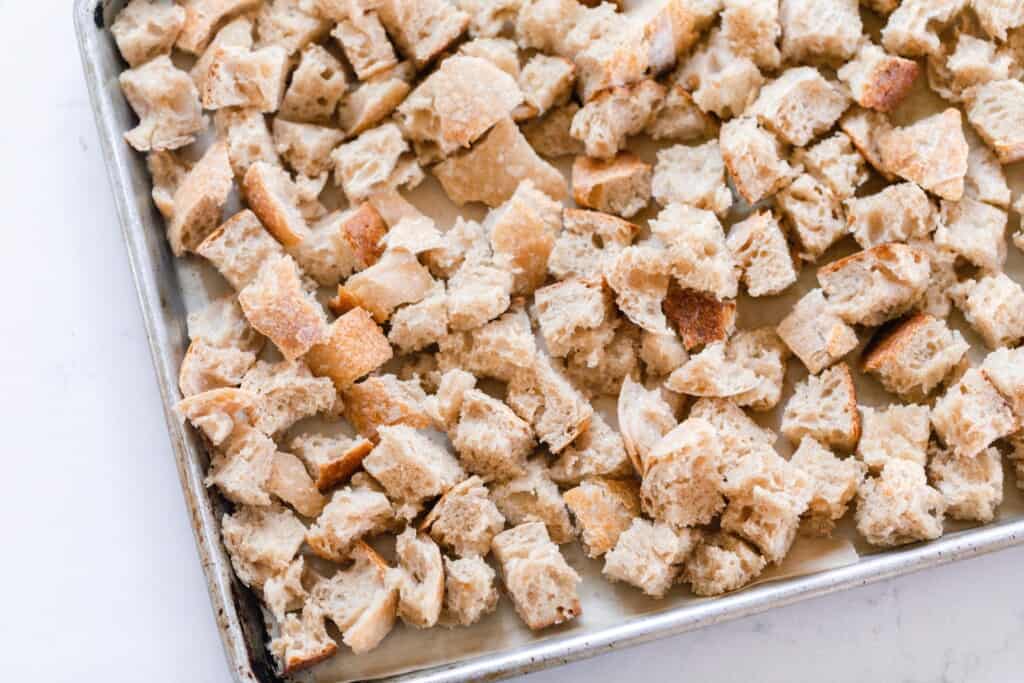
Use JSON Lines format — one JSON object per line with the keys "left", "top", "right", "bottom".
{"left": 74, "top": 1, "right": 1024, "bottom": 682}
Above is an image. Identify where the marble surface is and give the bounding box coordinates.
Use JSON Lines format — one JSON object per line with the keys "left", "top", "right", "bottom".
{"left": 3, "top": 3, "right": 1021, "bottom": 682}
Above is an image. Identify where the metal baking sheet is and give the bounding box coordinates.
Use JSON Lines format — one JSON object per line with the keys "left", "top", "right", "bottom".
{"left": 74, "top": 1, "right": 1024, "bottom": 681}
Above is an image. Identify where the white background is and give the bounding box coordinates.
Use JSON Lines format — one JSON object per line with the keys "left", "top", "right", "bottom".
{"left": 2, "top": 3, "right": 1022, "bottom": 682}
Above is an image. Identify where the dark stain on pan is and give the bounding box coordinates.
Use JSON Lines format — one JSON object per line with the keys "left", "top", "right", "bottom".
{"left": 93, "top": 1, "right": 104, "bottom": 28}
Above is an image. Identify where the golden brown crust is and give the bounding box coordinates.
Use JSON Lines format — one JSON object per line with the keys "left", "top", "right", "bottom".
{"left": 862, "top": 312, "right": 933, "bottom": 374}
{"left": 305, "top": 308, "right": 394, "bottom": 390}
{"left": 571, "top": 152, "right": 652, "bottom": 216}
{"left": 861, "top": 58, "right": 919, "bottom": 113}
{"left": 343, "top": 377, "right": 432, "bottom": 441}
{"left": 835, "top": 363, "right": 861, "bottom": 446}
{"left": 314, "top": 439, "right": 374, "bottom": 492}
{"left": 816, "top": 242, "right": 902, "bottom": 278}
{"left": 663, "top": 284, "right": 737, "bottom": 351}
{"left": 281, "top": 640, "right": 339, "bottom": 675}
{"left": 342, "top": 203, "right": 388, "bottom": 270}
{"left": 242, "top": 164, "right": 306, "bottom": 247}
{"left": 237, "top": 257, "right": 326, "bottom": 361}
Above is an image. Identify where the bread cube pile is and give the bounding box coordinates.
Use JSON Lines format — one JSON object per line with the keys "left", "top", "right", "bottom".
{"left": 114, "top": 0, "right": 1024, "bottom": 673}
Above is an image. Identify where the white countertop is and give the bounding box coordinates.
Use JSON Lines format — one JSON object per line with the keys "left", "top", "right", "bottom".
{"left": 3, "top": 3, "right": 1020, "bottom": 682}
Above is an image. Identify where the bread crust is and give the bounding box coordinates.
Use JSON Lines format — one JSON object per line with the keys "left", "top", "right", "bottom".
{"left": 663, "top": 284, "right": 736, "bottom": 351}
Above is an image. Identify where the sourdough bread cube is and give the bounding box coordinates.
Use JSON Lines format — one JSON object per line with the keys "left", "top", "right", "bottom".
{"left": 650, "top": 204, "right": 740, "bottom": 299}
{"left": 720, "top": 117, "right": 799, "bottom": 205}
{"left": 981, "top": 347, "right": 1024, "bottom": 418}
{"left": 534, "top": 279, "right": 612, "bottom": 359}
{"left": 506, "top": 354, "right": 595, "bottom": 454}
{"left": 564, "top": 478, "right": 641, "bottom": 558}
{"left": 176, "top": 0, "right": 260, "bottom": 54}
{"left": 215, "top": 108, "right": 279, "bottom": 179}
{"left": 750, "top": 67, "right": 850, "bottom": 147}
{"left": 514, "top": 0, "right": 590, "bottom": 54}
{"left": 339, "top": 73, "right": 412, "bottom": 137}
{"left": 644, "top": 84, "right": 719, "bottom": 143}
{"left": 549, "top": 208, "right": 638, "bottom": 281}
{"left": 779, "top": 0, "right": 861, "bottom": 63}
{"left": 256, "top": 0, "right": 330, "bottom": 55}
{"left": 332, "top": 122, "right": 422, "bottom": 203}
{"left": 222, "top": 503, "right": 306, "bottom": 592}
{"left": 676, "top": 29, "right": 763, "bottom": 119}
{"left": 639, "top": 330, "right": 689, "bottom": 377}
{"left": 777, "top": 288, "right": 858, "bottom": 375}
{"left": 490, "top": 459, "right": 574, "bottom": 543}
{"left": 857, "top": 404, "right": 931, "bottom": 472}
{"left": 331, "top": 10, "right": 397, "bottom": 81}
{"left": 652, "top": 141, "right": 733, "bottom": 217}
{"left": 839, "top": 106, "right": 897, "bottom": 180}
{"left": 179, "top": 340, "right": 256, "bottom": 397}
{"left": 238, "top": 256, "right": 326, "bottom": 360}
{"left": 817, "top": 243, "right": 930, "bottom": 326}
{"left": 198, "top": 211, "right": 285, "bottom": 292}
{"left": 424, "top": 368, "right": 477, "bottom": 434}
{"left": 289, "top": 432, "right": 373, "bottom": 491}
{"left": 201, "top": 45, "right": 290, "bottom": 112}
{"left": 336, "top": 249, "right": 436, "bottom": 322}
{"left": 880, "top": 0, "right": 964, "bottom": 57}
{"left": 934, "top": 197, "right": 1008, "bottom": 271}
{"left": 147, "top": 150, "right": 190, "bottom": 220}
{"left": 572, "top": 152, "right": 653, "bottom": 219}
{"left": 666, "top": 342, "right": 757, "bottom": 402}
{"left": 964, "top": 139, "right": 1012, "bottom": 208}
{"left": 549, "top": 413, "right": 633, "bottom": 486}
{"left": 794, "top": 132, "right": 868, "bottom": 202}
{"left": 727, "top": 328, "right": 791, "bottom": 411}
{"left": 952, "top": 273, "right": 1024, "bottom": 349}
{"left": 398, "top": 56, "right": 523, "bottom": 155}
{"left": 292, "top": 204, "right": 388, "bottom": 287}
{"left": 442, "top": 556, "right": 499, "bottom": 627}
{"left": 167, "top": 141, "right": 235, "bottom": 255}
{"left": 208, "top": 425, "right": 276, "bottom": 505}
{"left": 376, "top": 0, "right": 469, "bottom": 68}
{"left": 362, "top": 425, "right": 465, "bottom": 517}
{"left": 120, "top": 56, "right": 205, "bottom": 152}
{"left": 684, "top": 531, "right": 767, "bottom": 596}
{"left": 565, "top": 322, "right": 639, "bottom": 397}
{"left": 603, "top": 519, "right": 699, "bottom": 598}
{"left": 845, "top": 183, "right": 937, "bottom": 249}
{"left": 879, "top": 109, "right": 969, "bottom": 201}
{"left": 781, "top": 363, "right": 860, "bottom": 451}
{"left": 187, "top": 296, "right": 264, "bottom": 354}
{"left": 270, "top": 601, "right": 337, "bottom": 674}
{"left": 394, "top": 528, "right": 444, "bottom": 628}
{"left": 931, "top": 368, "right": 1016, "bottom": 458}
{"left": 965, "top": 79, "right": 1024, "bottom": 165}
{"left": 522, "top": 103, "right": 586, "bottom": 158}
{"left": 112, "top": 0, "right": 186, "bottom": 67}
{"left": 689, "top": 398, "right": 777, "bottom": 479}
{"left": 278, "top": 45, "right": 348, "bottom": 122}
{"left": 189, "top": 15, "right": 253, "bottom": 92}
{"left": 242, "top": 161, "right": 311, "bottom": 247}
{"left": 422, "top": 476, "right": 505, "bottom": 558}
{"left": 452, "top": 390, "right": 535, "bottom": 482}
{"left": 306, "top": 486, "right": 394, "bottom": 561}
{"left": 791, "top": 437, "right": 865, "bottom": 535}
{"left": 910, "top": 236, "right": 960, "bottom": 319}
{"left": 343, "top": 375, "right": 431, "bottom": 442}
{"left": 176, "top": 387, "right": 260, "bottom": 447}
{"left": 273, "top": 119, "right": 344, "bottom": 178}
{"left": 519, "top": 55, "right": 576, "bottom": 116}
{"left": 1010, "top": 433, "right": 1024, "bottom": 491}
{"left": 855, "top": 459, "right": 945, "bottom": 547}
{"left": 388, "top": 285, "right": 448, "bottom": 353}
{"left": 641, "top": 418, "right": 725, "bottom": 528}
{"left": 973, "top": 0, "right": 1024, "bottom": 40}
{"left": 863, "top": 313, "right": 969, "bottom": 401}
{"left": 305, "top": 308, "right": 393, "bottom": 390}
{"left": 437, "top": 307, "right": 536, "bottom": 383}
{"left": 241, "top": 359, "right": 335, "bottom": 435}
{"left": 435, "top": 118, "right": 568, "bottom": 207}
{"left": 776, "top": 174, "right": 847, "bottom": 262}
{"left": 928, "top": 445, "right": 1003, "bottom": 523}
{"left": 727, "top": 211, "right": 798, "bottom": 298}
{"left": 460, "top": 37, "right": 520, "bottom": 78}
{"left": 928, "top": 34, "right": 1013, "bottom": 104}
{"left": 721, "top": 0, "right": 782, "bottom": 70}
{"left": 487, "top": 180, "right": 564, "bottom": 295}
{"left": 570, "top": 80, "right": 664, "bottom": 159}
{"left": 618, "top": 375, "right": 678, "bottom": 475}
{"left": 491, "top": 522, "right": 581, "bottom": 630}
{"left": 721, "top": 446, "right": 813, "bottom": 563}
{"left": 444, "top": 259, "right": 514, "bottom": 331}
{"left": 838, "top": 42, "right": 919, "bottom": 112}
{"left": 268, "top": 451, "right": 326, "bottom": 517}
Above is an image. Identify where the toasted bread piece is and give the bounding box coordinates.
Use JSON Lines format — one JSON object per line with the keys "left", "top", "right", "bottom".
{"left": 951, "top": 273, "right": 1024, "bottom": 349}
{"left": 376, "top": 0, "right": 469, "bottom": 68}
{"left": 719, "top": 116, "right": 799, "bottom": 205}
{"left": 444, "top": 259, "right": 514, "bottom": 331}
{"left": 112, "top": 0, "right": 187, "bottom": 67}
{"left": 721, "top": 0, "right": 781, "bottom": 70}
{"left": 689, "top": 397, "right": 778, "bottom": 479}
{"left": 863, "top": 313, "right": 969, "bottom": 401}
{"left": 817, "top": 243, "right": 930, "bottom": 326}
{"left": 270, "top": 602, "right": 338, "bottom": 674}
{"left": 164, "top": 142, "right": 234, "bottom": 256}
{"left": 491, "top": 522, "right": 582, "bottom": 630}
{"left": 435, "top": 118, "right": 568, "bottom": 207}
{"left": 856, "top": 459, "right": 945, "bottom": 547}
{"left": 176, "top": 387, "right": 260, "bottom": 446}
{"left": 781, "top": 363, "right": 860, "bottom": 451}
{"left": 222, "top": 503, "right": 306, "bottom": 591}
{"left": 934, "top": 197, "right": 1007, "bottom": 271}
{"left": 652, "top": 141, "right": 732, "bottom": 217}
{"left": 727, "top": 211, "right": 798, "bottom": 298}
{"left": 242, "top": 161, "right": 311, "bottom": 247}
{"left": 928, "top": 34, "right": 1012, "bottom": 104}
{"left": 973, "top": 0, "right": 1024, "bottom": 40}
{"left": 795, "top": 132, "right": 868, "bottom": 201}
{"left": 305, "top": 308, "right": 392, "bottom": 390}
{"left": 187, "top": 296, "right": 264, "bottom": 354}
{"left": 273, "top": 119, "right": 344, "bottom": 178}
{"left": 459, "top": 37, "right": 520, "bottom": 78}
{"left": 881, "top": 0, "right": 966, "bottom": 58}
{"left": 857, "top": 404, "right": 931, "bottom": 472}
{"left": 452, "top": 389, "right": 535, "bottom": 482}
{"left": 335, "top": 249, "right": 436, "bottom": 323}
{"left": 777, "top": 288, "right": 858, "bottom": 375}
{"left": 147, "top": 150, "right": 191, "bottom": 220}
{"left": 240, "top": 359, "right": 335, "bottom": 434}
{"left": 534, "top": 279, "right": 613, "bottom": 359}
{"left": 676, "top": 29, "right": 763, "bottom": 119}
{"left": 437, "top": 307, "right": 537, "bottom": 382}
{"left": 565, "top": 321, "right": 640, "bottom": 398}
{"left": 519, "top": 54, "right": 576, "bottom": 116}
{"left": 339, "top": 73, "right": 411, "bottom": 138}
{"left": 845, "top": 183, "right": 937, "bottom": 249}
{"left": 442, "top": 556, "right": 499, "bottom": 627}
{"left": 331, "top": 122, "right": 422, "bottom": 203}
{"left": 572, "top": 152, "right": 652, "bottom": 219}
{"left": 618, "top": 375, "right": 678, "bottom": 475}
{"left": 931, "top": 368, "right": 1016, "bottom": 458}
{"left": 570, "top": 80, "right": 664, "bottom": 159}
{"left": 684, "top": 531, "right": 766, "bottom": 596}
{"left": 290, "top": 204, "right": 386, "bottom": 287}
{"left": 179, "top": 339, "right": 256, "bottom": 398}
{"left": 279, "top": 44, "right": 348, "bottom": 122}
{"left": 775, "top": 174, "right": 846, "bottom": 262}
{"left": 214, "top": 108, "right": 280, "bottom": 179}
{"left": 664, "top": 337, "right": 768, "bottom": 407}
{"left": 750, "top": 67, "right": 850, "bottom": 147}
{"left": 343, "top": 375, "right": 431, "bottom": 442}
{"left": 522, "top": 103, "right": 586, "bottom": 158}
{"left": 662, "top": 287, "right": 736, "bottom": 352}
{"left": 201, "top": 44, "right": 290, "bottom": 112}
{"left": 268, "top": 451, "right": 326, "bottom": 517}
{"left": 387, "top": 284, "right": 448, "bottom": 354}
{"left": 981, "top": 347, "right": 1024, "bottom": 418}
{"left": 207, "top": 425, "right": 276, "bottom": 505}
{"left": 305, "top": 485, "right": 393, "bottom": 561}
{"left": 791, "top": 437, "right": 865, "bottom": 535}
{"left": 909, "top": 236, "right": 959, "bottom": 318}
{"left": 838, "top": 106, "right": 897, "bottom": 180}
{"left": 487, "top": 180, "right": 563, "bottom": 295}
{"left": 237, "top": 256, "right": 326, "bottom": 360}
{"left": 880, "top": 109, "right": 969, "bottom": 201}
{"left": 641, "top": 418, "right": 724, "bottom": 528}
{"left": 639, "top": 330, "right": 688, "bottom": 377}
{"left": 565, "top": 478, "right": 641, "bottom": 559}
{"left": 289, "top": 432, "right": 373, "bottom": 491}
{"left": 838, "top": 42, "right": 919, "bottom": 112}
{"left": 189, "top": 15, "right": 253, "bottom": 91}
{"left": 549, "top": 412, "right": 633, "bottom": 486}
{"left": 255, "top": 0, "right": 330, "bottom": 54}
{"left": 176, "top": 0, "right": 260, "bottom": 54}
{"left": 779, "top": 0, "right": 861, "bottom": 63}
{"left": 362, "top": 425, "right": 465, "bottom": 518}
{"left": 490, "top": 459, "right": 574, "bottom": 543}
{"left": 507, "top": 354, "right": 594, "bottom": 454}
{"left": 549, "top": 208, "right": 638, "bottom": 281}
{"left": 928, "top": 444, "right": 1003, "bottom": 523}
{"left": 458, "top": 0, "right": 520, "bottom": 37}
{"left": 964, "top": 136, "right": 1012, "bottom": 208}
{"left": 331, "top": 10, "right": 398, "bottom": 80}
{"left": 644, "top": 84, "right": 718, "bottom": 142}
{"left": 650, "top": 203, "right": 740, "bottom": 299}
{"left": 393, "top": 528, "right": 444, "bottom": 628}
{"left": 964, "top": 79, "right": 1024, "bottom": 164}
{"left": 422, "top": 476, "right": 505, "bottom": 557}
{"left": 603, "top": 519, "right": 698, "bottom": 597}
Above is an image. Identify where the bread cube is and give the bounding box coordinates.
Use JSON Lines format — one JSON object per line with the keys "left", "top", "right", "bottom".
{"left": 782, "top": 363, "right": 860, "bottom": 451}
{"left": 845, "top": 183, "right": 937, "bottom": 249}
{"left": 534, "top": 279, "right": 611, "bottom": 359}
{"left": 242, "top": 161, "right": 311, "bottom": 247}
{"left": 393, "top": 528, "right": 444, "bottom": 628}
{"left": 459, "top": 37, "right": 520, "bottom": 79}
{"left": 435, "top": 118, "right": 567, "bottom": 207}
{"left": 565, "top": 322, "right": 639, "bottom": 398}
{"left": 964, "top": 139, "right": 1011, "bottom": 208}
{"left": 458, "top": 0, "right": 520, "bottom": 38}
{"left": 444, "top": 260, "right": 514, "bottom": 331}
{"left": 952, "top": 273, "right": 1024, "bottom": 349}
{"left": 336, "top": 249, "right": 436, "bottom": 322}
{"left": 362, "top": 425, "right": 464, "bottom": 517}
{"left": 214, "top": 108, "right": 279, "bottom": 180}
{"left": 268, "top": 450, "right": 326, "bottom": 517}
{"left": 237, "top": 256, "right": 326, "bottom": 360}
{"left": 932, "top": 368, "right": 1016, "bottom": 458}
{"left": 207, "top": 424, "right": 276, "bottom": 505}
{"left": 856, "top": 404, "right": 931, "bottom": 472}
{"left": 973, "top": 0, "right": 1024, "bottom": 40}
{"left": 387, "top": 287, "right": 448, "bottom": 354}
{"left": 838, "top": 42, "right": 919, "bottom": 112}
{"left": 176, "top": 0, "right": 260, "bottom": 54}
{"left": 981, "top": 347, "right": 1024, "bottom": 419}
{"left": 522, "top": 103, "right": 586, "bottom": 158}
{"left": 442, "top": 556, "right": 499, "bottom": 627}
{"left": 651, "top": 141, "right": 732, "bottom": 217}
{"left": 189, "top": 14, "right": 253, "bottom": 90}
{"left": 255, "top": 0, "right": 329, "bottom": 54}
{"left": 720, "top": 117, "right": 799, "bottom": 205}
{"left": 618, "top": 375, "right": 678, "bottom": 474}
{"left": 201, "top": 45, "right": 289, "bottom": 112}
{"left": 934, "top": 197, "right": 1008, "bottom": 271}
{"left": 549, "top": 413, "right": 633, "bottom": 486}
{"left": 569, "top": 80, "right": 664, "bottom": 159}
{"left": 519, "top": 55, "right": 575, "bottom": 116}
{"left": 684, "top": 531, "right": 767, "bottom": 596}
{"left": 288, "top": 432, "right": 373, "bottom": 491}
{"left": 650, "top": 204, "right": 740, "bottom": 299}
{"left": 491, "top": 522, "right": 581, "bottom": 630}
{"left": 272, "top": 119, "right": 344, "bottom": 178}
{"left": 881, "top": 0, "right": 969, "bottom": 58}
{"left": 222, "top": 503, "right": 305, "bottom": 595}
{"left": 306, "top": 485, "right": 394, "bottom": 561}
{"left": 270, "top": 601, "right": 337, "bottom": 674}
{"left": 563, "top": 478, "right": 640, "bottom": 558}
{"left": 398, "top": 56, "right": 523, "bottom": 155}
{"left": 549, "top": 208, "right": 637, "bottom": 283}
{"left": 376, "top": 0, "right": 469, "bottom": 68}
{"left": 176, "top": 387, "right": 260, "bottom": 447}
{"left": 855, "top": 459, "right": 945, "bottom": 547}
{"left": 776, "top": 174, "right": 846, "bottom": 262}
{"left": 343, "top": 375, "right": 430, "bottom": 442}
{"left": 186, "top": 296, "right": 264, "bottom": 355}
{"left": 721, "top": 446, "right": 813, "bottom": 563}
{"left": 721, "top": 0, "right": 781, "bottom": 70}
{"left": 437, "top": 307, "right": 536, "bottom": 382}
{"left": 750, "top": 67, "right": 850, "bottom": 147}
{"left": 603, "top": 519, "right": 698, "bottom": 598}
{"left": 818, "top": 243, "right": 930, "bottom": 326}
{"left": 179, "top": 340, "right": 255, "bottom": 398}
{"left": 112, "top": 0, "right": 186, "bottom": 67}
{"left": 839, "top": 105, "right": 897, "bottom": 179}
{"left": 665, "top": 340, "right": 754, "bottom": 400}
{"left": 490, "top": 460, "right": 574, "bottom": 543}
{"left": 965, "top": 79, "right": 1024, "bottom": 165}
{"left": 292, "top": 204, "right": 387, "bottom": 287}
{"left": 928, "top": 445, "right": 1003, "bottom": 523}
{"left": 331, "top": 123, "right": 422, "bottom": 203}
{"left": 487, "top": 181, "right": 563, "bottom": 295}
{"left": 909, "top": 236, "right": 959, "bottom": 319}
{"left": 797, "top": 135, "right": 866, "bottom": 204}
{"left": 689, "top": 398, "right": 777, "bottom": 478}
{"left": 641, "top": 418, "right": 724, "bottom": 528}
{"left": 572, "top": 152, "right": 652, "bottom": 219}
{"left": 339, "top": 74, "right": 411, "bottom": 137}
{"left": 305, "top": 308, "right": 392, "bottom": 390}
{"left": 644, "top": 84, "right": 718, "bottom": 143}
{"left": 777, "top": 288, "right": 858, "bottom": 375}
{"left": 727, "top": 211, "right": 798, "bottom": 298}
{"left": 880, "top": 109, "right": 969, "bottom": 201}
{"left": 791, "top": 437, "right": 865, "bottom": 535}
{"left": 422, "top": 476, "right": 505, "bottom": 558}
{"left": 275, "top": 46, "right": 346, "bottom": 121}
{"left": 240, "top": 359, "right": 335, "bottom": 435}
{"left": 452, "top": 390, "right": 535, "bottom": 482}
{"left": 170, "top": 148, "right": 240, "bottom": 258}
{"left": 779, "top": 0, "right": 861, "bottom": 63}
{"left": 863, "top": 313, "right": 969, "bottom": 401}
{"left": 676, "top": 29, "right": 763, "bottom": 119}
{"left": 506, "top": 354, "right": 594, "bottom": 454}
{"left": 146, "top": 150, "right": 190, "bottom": 220}
{"left": 330, "top": 10, "right": 397, "bottom": 81}
{"left": 639, "top": 330, "right": 688, "bottom": 377}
